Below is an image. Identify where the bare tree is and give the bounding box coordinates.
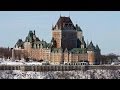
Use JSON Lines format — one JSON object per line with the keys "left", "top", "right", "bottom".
{"left": 0, "top": 47, "right": 12, "bottom": 59}
{"left": 101, "top": 53, "right": 118, "bottom": 64}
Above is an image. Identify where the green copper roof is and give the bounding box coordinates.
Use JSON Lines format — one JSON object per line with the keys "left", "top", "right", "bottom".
{"left": 70, "top": 48, "right": 87, "bottom": 54}
{"left": 25, "top": 30, "right": 40, "bottom": 43}
{"left": 15, "top": 39, "right": 24, "bottom": 48}
{"left": 28, "top": 30, "right": 33, "bottom": 36}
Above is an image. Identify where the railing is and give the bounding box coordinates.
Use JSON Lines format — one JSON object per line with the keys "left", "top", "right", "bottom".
{"left": 0, "top": 65, "right": 120, "bottom": 71}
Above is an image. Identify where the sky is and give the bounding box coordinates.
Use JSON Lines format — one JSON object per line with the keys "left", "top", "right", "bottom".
{"left": 0, "top": 11, "right": 120, "bottom": 55}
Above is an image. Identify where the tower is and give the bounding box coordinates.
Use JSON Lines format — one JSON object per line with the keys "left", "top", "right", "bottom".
{"left": 95, "top": 44, "right": 101, "bottom": 64}
{"left": 87, "top": 41, "right": 96, "bottom": 65}
{"left": 76, "top": 24, "right": 86, "bottom": 48}
{"left": 52, "top": 16, "right": 77, "bottom": 50}
{"left": 14, "top": 39, "right": 24, "bottom": 49}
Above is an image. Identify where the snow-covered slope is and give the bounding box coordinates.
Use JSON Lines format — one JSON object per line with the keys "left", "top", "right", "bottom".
{"left": 0, "top": 58, "right": 42, "bottom": 66}
{"left": 0, "top": 70, "right": 120, "bottom": 79}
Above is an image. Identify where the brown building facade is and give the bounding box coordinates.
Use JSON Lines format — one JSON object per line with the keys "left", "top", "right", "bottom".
{"left": 12, "top": 16, "right": 101, "bottom": 65}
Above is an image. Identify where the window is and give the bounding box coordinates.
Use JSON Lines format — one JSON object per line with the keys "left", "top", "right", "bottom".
{"left": 36, "top": 44, "right": 37, "bottom": 49}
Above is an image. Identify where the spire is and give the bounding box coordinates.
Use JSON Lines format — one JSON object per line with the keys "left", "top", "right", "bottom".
{"left": 34, "top": 30, "right": 35, "bottom": 35}
{"left": 60, "top": 13, "right": 61, "bottom": 17}
{"left": 96, "top": 44, "right": 100, "bottom": 50}
{"left": 69, "top": 11, "right": 70, "bottom": 17}
{"left": 87, "top": 41, "right": 95, "bottom": 51}
{"left": 90, "top": 41, "right": 93, "bottom": 45}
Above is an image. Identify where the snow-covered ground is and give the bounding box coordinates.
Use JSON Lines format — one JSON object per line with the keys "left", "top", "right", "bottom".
{"left": 0, "top": 58, "right": 42, "bottom": 66}
{"left": 0, "top": 58, "right": 120, "bottom": 79}
{"left": 0, "top": 69, "right": 120, "bottom": 79}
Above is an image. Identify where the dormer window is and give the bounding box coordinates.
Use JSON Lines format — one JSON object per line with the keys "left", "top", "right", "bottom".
{"left": 65, "top": 24, "right": 68, "bottom": 26}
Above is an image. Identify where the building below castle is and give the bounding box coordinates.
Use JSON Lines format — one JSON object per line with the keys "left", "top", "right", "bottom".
{"left": 12, "top": 16, "right": 101, "bottom": 65}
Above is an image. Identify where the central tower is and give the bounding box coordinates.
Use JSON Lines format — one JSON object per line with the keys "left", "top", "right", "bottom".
{"left": 52, "top": 16, "right": 77, "bottom": 50}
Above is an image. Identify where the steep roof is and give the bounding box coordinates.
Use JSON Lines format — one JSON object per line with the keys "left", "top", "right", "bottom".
{"left": 96, "top": 45, "right": 100, "bottom": 51}
{"left": 25, "top": 30, "right": 40, "bottom": 42}
{"left": 28, "top": 30, "right": 33, "bottom": 37}
{"left": 87, "top": 41, "right": 95, "bottom": 51}
{"left": 53, "top": 16, "right": 75, "bottom": 30}
{"left": 15, "top": 39, "right": 24, "bottom": 48}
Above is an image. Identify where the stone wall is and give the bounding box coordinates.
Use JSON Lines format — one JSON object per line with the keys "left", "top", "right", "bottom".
{"left": 0, "top": 65, "right": 120, "bottom": 71}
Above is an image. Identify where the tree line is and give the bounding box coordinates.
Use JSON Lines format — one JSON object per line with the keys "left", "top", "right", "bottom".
{"left": 0, "top": 47, "right": 12, "bottom": 59}
{"left": 101, "top": 53, "right": 119, "bottom": 64}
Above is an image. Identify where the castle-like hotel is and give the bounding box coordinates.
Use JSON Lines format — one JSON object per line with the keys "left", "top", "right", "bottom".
{"left": 12, "top": 16, "right": 101, "bottom": 65}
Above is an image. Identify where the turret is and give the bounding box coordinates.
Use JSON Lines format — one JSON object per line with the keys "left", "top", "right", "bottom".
{"left": 96, "top": 44, "right": 101, "bottom": 54}
{"left": 34, "top": 30, "right": 35, "bottom": 35}
{"left": 14, "top": 39, "right": 24, "bottom": 49}
{"left": 76, "top": 24, "right": 86, "bottom": 48}
{"left": 95, "top": 44, "right": 101, "bottom": 65}
{"left": 81, "top": 36, "right": 86, "bottom": 48}
{"left": 87, "top": 41, "right": 96, "bottom": 65}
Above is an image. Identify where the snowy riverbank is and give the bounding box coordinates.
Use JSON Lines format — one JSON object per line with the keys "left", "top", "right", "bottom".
{"left": 0, "top": 69, "right": 120, "bottom": 79}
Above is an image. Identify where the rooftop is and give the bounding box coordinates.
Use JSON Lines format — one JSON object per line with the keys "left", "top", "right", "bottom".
{"left": 53, "top": 16, "right": 75, "bottom": 30}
